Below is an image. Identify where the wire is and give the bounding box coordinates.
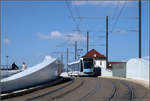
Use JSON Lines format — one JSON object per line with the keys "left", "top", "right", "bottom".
{"left": 111, "top": 1, "right": 120, "bottom": 25}
{"left": 110, "top": 1, "right": 127, "bottom": 34}
{"left": 73, "top": 3, "right": 84, "bottom": 50}
{"left": 89, "top": 44, "right": 105, "bottom": 47}
{"left": 74, "top": 4, "right": 82, "bottom": 29}
{"left": 65, "top": 1, "right": 80, "bottom": 31}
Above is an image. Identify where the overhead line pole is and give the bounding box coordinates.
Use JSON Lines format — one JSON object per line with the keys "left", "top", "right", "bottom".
{"left": 61, "top": 54, "right": 63, "bottom": 72}
{"left": 67, "top": 48, "right": 68, "bottom": 73}
{"left": 87, "top": 31, "right": 89, "bottom": 53}
{"left": 6, "top": 56, "right": 9, "bottom": 70}
{"left": 106, "top": 16, "right": 108, "bottom": 68}
{"left": 139, "top": 0, "right": 142, "bottom": 58}
{"left": 75, "top": 41, "right": 77, "bottom": 60}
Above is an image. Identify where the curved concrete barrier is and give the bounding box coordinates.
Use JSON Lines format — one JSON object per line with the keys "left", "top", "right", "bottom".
{"left": 1, "top": 56, "right": 60, "bottom": 93}
{"left": 127, "top": 57, "right": 149, "bottom": 82}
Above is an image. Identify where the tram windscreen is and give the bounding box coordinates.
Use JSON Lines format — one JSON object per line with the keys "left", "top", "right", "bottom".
{"left": 84, "top": 61, "right": 93, "bottom": 69}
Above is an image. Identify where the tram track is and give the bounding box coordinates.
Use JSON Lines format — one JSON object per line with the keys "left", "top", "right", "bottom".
{"left": 3, "top": 77, "right": 149, "bottom": 101}
{"left": 105, "top": 81, "right": 117, "bottom": 101}
{"left": 27, "top": 78, "right": 76, "bottom": 101}
{"left": 51, "top": 79, "right": 84, "bottom": 100}
{"left": 27, "top": 78, "right": 85, "bottom": 101}
{"left": 119, "top": 79, "right": 149, "bottom": 101}
{"left": 78, "top": 79, "right": 100, "bottom": 101}
{"left": 99, "top": 77, "right": 134, "bottom": 101}
{"left": 118, "top": 80, "right": 134, "bottom": 101}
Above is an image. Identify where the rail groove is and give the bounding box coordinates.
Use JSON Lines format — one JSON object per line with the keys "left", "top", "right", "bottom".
{"left": 27, "top": 78, "right": 75, "bottom": 101}
{"left": 51, "top": 79, "right": 85, "bottom": 100}
{"left": 1, "top": 77, "right": 63, "bottom": 100}
{"left": 119, "top": 80, "right": 134, "bottom": 101}
{"left": 79, "top": 79, "right": 100, "bottom": 101}
{"left": 105, "top": 81, "right": 117, "bottom": 101}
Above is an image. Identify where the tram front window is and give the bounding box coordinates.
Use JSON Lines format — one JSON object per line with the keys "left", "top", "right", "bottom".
{"left": 84, "top": 61, "right": 93, "bottom": 69}
{"left": 84, "top": 61, "right": 93, "bottom": 73}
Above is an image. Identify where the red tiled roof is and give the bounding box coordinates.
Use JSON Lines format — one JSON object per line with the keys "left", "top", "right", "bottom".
{"left": 82, "top": 49, "right": 106, "bottom": 59}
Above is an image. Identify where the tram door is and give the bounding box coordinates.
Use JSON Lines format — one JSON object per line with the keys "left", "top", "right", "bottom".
{"left": 94, "top": 67, "right": 101, "bottom": 76}
{"left": 80, "top": 60, "right": 83, "bottom": 72}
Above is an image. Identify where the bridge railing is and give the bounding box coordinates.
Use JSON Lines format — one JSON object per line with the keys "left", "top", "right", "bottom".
{"left": 0, "top": 65, "right": 22, "bottom": 70}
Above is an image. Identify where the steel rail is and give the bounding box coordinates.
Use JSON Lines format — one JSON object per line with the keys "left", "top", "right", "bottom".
{"left": 79, "top": 79, "right": 100, "bottom": 101}
{"left": 51, "top": 79, "right": 85, "bottom": 100}
{"left": 119, "top": 80, "right": 134, "bottom": 101}
{"left": 105, "top": 79, "right": 134, "bottom": 101}
{"left": 105, "top": 81, "right": 117, "bottom": 101}
{"left": 27, "top": 78, "right": 75, "bottom": 101}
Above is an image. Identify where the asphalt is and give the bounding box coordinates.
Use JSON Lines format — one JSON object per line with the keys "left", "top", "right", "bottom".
{"left": 2, "top": 77, "right": 150, "bottom": 101}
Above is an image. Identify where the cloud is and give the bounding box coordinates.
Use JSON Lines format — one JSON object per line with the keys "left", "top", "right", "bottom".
{"left": 38, "top": 31, "right": 86, "bottom": 42}
{"left": 50, "top": 31, "right": 63, "bottom": 39}
{"left": 72, "top": 1, "right": 128, "bottom": 6}
{"left": 4, "top": 38, "right": 11, "bottom": 44}
{"left": 37, "top": 32, "right": 50, "bottom": 40}
{"left": 50, "top": 31, "right": 87, "bottom": 41}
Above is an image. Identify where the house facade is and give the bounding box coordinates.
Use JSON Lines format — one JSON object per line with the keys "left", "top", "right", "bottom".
{"left": 82, "top": 49, "right": 106, "bottom": 69}
{"left": 82, "top": 49, "right": 112, "bottom": 76}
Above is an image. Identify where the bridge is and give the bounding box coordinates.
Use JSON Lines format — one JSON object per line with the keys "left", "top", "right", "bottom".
{"left": 1, "top": 77, "right": 149, "bottom": 101}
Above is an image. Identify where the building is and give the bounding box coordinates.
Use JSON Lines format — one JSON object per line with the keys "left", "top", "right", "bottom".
{"left": 109, "top": 62, "right": 126, "bottom": 78}
{"left": 83, "top": 49, "right": 127, "bottom": 77}
{"left": 82, "top": 49, "right": 112, "bottom": 76}
{"left": 82, "top": 49, "right": 106, "bottom": 69}
{"left": 68, "top": 49, "right": 126, "bottom": 77}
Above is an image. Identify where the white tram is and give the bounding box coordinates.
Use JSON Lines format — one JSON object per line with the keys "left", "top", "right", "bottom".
{"left": 68, "top": 58, "right": 101, "bottom": 76}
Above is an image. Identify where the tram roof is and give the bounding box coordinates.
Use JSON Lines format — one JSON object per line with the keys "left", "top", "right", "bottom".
{"left": 68, "top": 59, "right": 80, "bottom": 65}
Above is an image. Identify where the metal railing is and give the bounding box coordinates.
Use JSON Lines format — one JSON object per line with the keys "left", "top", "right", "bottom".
{"left": 0, "top": 65, "right": 22, "bottom": 70}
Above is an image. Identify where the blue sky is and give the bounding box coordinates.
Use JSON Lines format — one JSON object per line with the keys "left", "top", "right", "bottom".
{"left": 1, "top": 1, "right": 149, "bottom": 67}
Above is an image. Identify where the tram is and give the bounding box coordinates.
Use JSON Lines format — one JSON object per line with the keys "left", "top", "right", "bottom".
{"left": 68, "top": 58, "right": 101, "bottom": 76}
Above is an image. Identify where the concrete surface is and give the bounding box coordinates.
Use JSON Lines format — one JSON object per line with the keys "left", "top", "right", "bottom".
{"left": 2, "top": 77, "right": 150, "bottom": 101}
{"left": 1, "top": 56, "right": 59, "bottom": 93}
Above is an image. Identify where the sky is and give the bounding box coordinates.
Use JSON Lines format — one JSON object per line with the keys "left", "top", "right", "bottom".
{"left": 1, "top": 1, "right": 149, "bottom": 67}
